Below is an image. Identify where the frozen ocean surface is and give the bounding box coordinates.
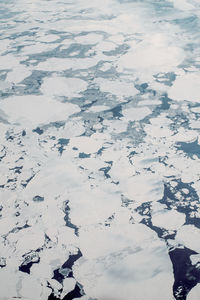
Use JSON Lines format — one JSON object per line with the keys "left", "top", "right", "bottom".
{"left": 0, "top": 0, "right": 200, "bottom": 299}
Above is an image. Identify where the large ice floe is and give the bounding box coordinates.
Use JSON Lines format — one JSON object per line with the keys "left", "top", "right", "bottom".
{"left": 0, "top": 0, "right": 200, "bottom": 299}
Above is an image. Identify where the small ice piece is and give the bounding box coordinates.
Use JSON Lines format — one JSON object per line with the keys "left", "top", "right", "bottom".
{"left": 152, "top": 209, "right": 185, "bottom": 230}
{"left": 48, "top": 279, "right": 62, "bottom": 291}
{"left": 168, "top": 73, "right": 200, "bottom": 102}
{"left": 61, "top": 278, "right": 76, "bottom": 299}
{"left": 190, "top": 254, "right": 200, "bottom": 265}
{"left": 191, "top": 106, "right": 200, "bottom": 113}
{"left": 122, "top": 106, "right": 152, "bottom": 121}
{"left": 182, "top": 188, "right": 189, "bottom": 194}
{"left": 176, "top": 225, "right": 200, "bottom": 253}
{"left": 100, "top": 62, "right": 111, "bottom": 71}
{"left": 41, "top": 77, "right": 88, "bottom": 98}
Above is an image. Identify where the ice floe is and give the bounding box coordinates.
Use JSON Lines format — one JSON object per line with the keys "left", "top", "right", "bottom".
{"left": 40, "top": 76, "right": 88, "bottom": 98}
{"left": 95, "top": 78, "right": 138, "bottom": 98}
{"left": 118, "top": 34, "right": 185, "bottom": 78}
{"left": 74, "top": 223, "right": 174, "bottom": 300}
{"left": 74, "top": 33, "right": 103, "bottom": 45}
{"left": 0, "top": 54, "right": 20, "bottom": 70}
{"left": 122, "top": 106, "right": 152, "bottom": 121}
{"left": 0, "top": 95, "right": 80, "bottom": 128}
{"left": 168, "top": 73, "right": 200, "bottom": 102}
{"left": 176, "top": 225, "right": 200, "bottom": 253}
{"left": 6, "top": 66, "right": 32, "bottom": 84}
{"left": 120, "top": 173, "right": 164, "bottom": 204}
{"left": 36, "top": 57, "right": 100, "bottom": 71}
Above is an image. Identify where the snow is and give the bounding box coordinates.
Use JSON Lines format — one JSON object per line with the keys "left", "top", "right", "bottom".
{"left": 168, "top": 73, "right": 200, "bottom": 102}
{"left": 152, "top": 209, "right": 185, "bottom": 230}
{"left": 40, "top": 77, "right": 88, "bottom": 98}
{"left": 0, "top": 95, "right": 80, "bottom": 128}
{"left": 176, "top": 225, "right": 200, "bottom": 253}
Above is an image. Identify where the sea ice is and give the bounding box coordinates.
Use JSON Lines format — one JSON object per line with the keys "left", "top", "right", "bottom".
{"left": 95, "top": 78, "right": 138, "bottom": 98}
{"left": 176, "top": 225, "right": 200, "bottom": 253}
{"left": 151, "top": 209, "right": 185, "bottom": 230}
{"left": 122, "top": 106, "right": 152, "bottom": 121}
{"left": 40, "top": 76, "right": 88, "bottom": 98}
{"left": 168, "top": 73, "right": 200, "bottom": 102}
{"left": 0, "top": 95, "right": 80, "bottom": 128}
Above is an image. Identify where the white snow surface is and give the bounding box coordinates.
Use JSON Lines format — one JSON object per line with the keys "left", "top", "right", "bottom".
{"left": 40, "top": 76, "right": 88, "bottom": 98}
{"left": 0, "top": 95, "right": 80, "bottom": 128}
{"left": 0, "top": 0, "right": 200, "bottom": 299}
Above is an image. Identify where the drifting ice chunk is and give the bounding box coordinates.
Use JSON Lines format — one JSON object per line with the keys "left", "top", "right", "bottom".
{"left": 1, "top": 95, "right": 80, "bottom": 128}
{"left": 152, "top": 209, "right": 185, "bottom": 230}
{"left": 176, "top": 225, "right": 200, "bottom": 253}
{"left": 123, "top": 106, "right": 152, "bottom": 121}
{"left": 95, "top": 78, "right": 138, "bottom": 98}
{"left": 41, "top": 77, "right": 88, "bottom": 98}
{"left": 74, "top": 223, "right": 174, "bottom": 300}
{"left": 168, "top": 73, "right": 200, "bottom": 102}
{"left": 121, "top": 173, "right": 164, "bottom": 203}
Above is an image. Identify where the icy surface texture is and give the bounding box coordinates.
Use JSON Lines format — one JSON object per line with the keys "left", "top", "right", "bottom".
{"left": 0, "top": 0, "right": 200, "bottom": 299}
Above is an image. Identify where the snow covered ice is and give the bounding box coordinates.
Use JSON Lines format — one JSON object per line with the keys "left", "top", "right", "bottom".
{"left": 0, "top": 0, "right": 200, "bottom": 299}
